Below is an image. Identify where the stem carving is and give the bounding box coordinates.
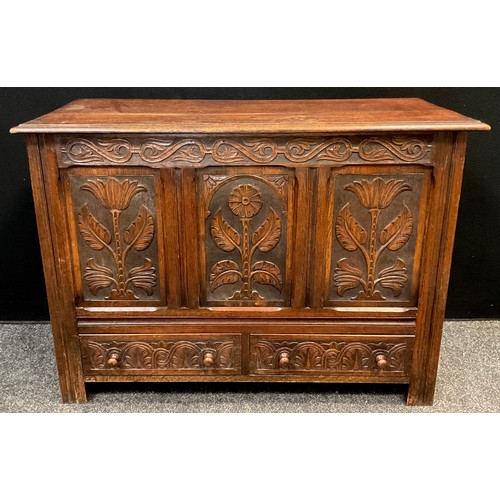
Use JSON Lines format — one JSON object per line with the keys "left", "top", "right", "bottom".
{"left": 209, "top": 184, "right": 283, "bottom": 301}
{"left": 333, "top": 177, "right": 413, "bottom": 300}
{"left": 77, "top": 177, "right": 157, "bottom": 300}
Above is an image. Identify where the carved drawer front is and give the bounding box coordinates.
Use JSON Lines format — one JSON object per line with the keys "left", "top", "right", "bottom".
{"left": 66, "top": 172, "right": 164, "bottom": 305}
{"left": 80, "top": 334, "right": 241, "bottom": 375}
{"left": 328, "top": 169, "right": 431, "bottom": 307}
{"left": 250, "top": 334, "right": 413, "bottom": 377}
{"left": 199, "top": 167, "right": 293, "bottom": 307}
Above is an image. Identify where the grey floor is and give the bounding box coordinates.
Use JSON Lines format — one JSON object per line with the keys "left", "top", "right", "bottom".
{"left": 0, "top": 321, "right": 498, "bottom": 412}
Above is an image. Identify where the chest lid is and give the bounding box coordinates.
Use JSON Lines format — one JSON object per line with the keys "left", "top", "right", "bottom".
{"left": 10, "top": 97, "right": 490, "bottom": 134}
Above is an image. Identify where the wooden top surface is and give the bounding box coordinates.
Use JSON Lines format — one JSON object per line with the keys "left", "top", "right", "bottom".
{"left": 10, "top": 98, "right": 490, "bottom": 134}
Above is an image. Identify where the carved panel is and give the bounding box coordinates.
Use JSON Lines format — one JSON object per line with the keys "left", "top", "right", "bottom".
{"left": 250, "top": 336, "right": 413, "bottom": 375}
{"left": 70, "top": 175, "right": 160, "bottom": 301}
{"left": 80, "top": 336, "right": 241, "bottom": 374}
{"left": 58, "top": 135, "right": 433, "bottom": 167}
{"left": 329, "top": 173, "right": 425, "bottom": 304}
{"left": 201, "top": 172, "right": 291, "bottom": 306}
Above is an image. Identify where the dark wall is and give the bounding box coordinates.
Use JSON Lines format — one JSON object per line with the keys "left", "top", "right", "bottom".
{"left": 1, "top": 88, "right": 498, "bottom": 320}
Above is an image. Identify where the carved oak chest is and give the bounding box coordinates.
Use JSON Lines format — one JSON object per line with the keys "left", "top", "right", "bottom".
{"left": 11, "top": 98, "right": 489, "bottom": 405}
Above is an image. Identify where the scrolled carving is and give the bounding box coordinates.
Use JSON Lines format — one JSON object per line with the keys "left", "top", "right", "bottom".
{"left": 203, "top": 175, "right": 228, "bottom": 194}
{"left": 358, "top": 136, "right": 428, "bottom": 162}
{"left": 61, "top": 135, "right": 431, "bottom": 166}
{"left": 284, "top": 137, "right": 352, "bottom": 162}
{"left": 139, "top": 139, "right": 207, "bottom": 163}
{"left": 252, "top": 339, "right": 411, "bottom": 374}
{"left": 212, "top": 139, "right": 278, "bottom": 163}
{"left": 65, "top": 138, "right": 133, "bottom": 163}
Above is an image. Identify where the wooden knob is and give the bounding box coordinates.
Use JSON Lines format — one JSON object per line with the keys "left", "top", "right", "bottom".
{"left": 203, "top": 352, "right": 214, "bottom": 367}
{"left": 376, "top": 354, "right": 388, "bottom": 370}
{"left": 279, "top": 352, "right": 290, "bottom": 369}
{"left": 107, "top": 353, "right": 119, "bottom": 367}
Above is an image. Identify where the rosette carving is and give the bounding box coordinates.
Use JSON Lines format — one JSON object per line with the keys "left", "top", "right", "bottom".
{"left": 208, "top": 183, "right": 283, "bottom": 301}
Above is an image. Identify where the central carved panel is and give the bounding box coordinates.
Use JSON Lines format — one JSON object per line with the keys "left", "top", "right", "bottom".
{"left": 201, "top": 172, "right": 290, "bottom": 306}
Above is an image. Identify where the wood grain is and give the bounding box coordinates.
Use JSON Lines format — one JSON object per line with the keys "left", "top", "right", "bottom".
{"left": 36, "top": 135, "right": 87, "bottom": 402}
{"left": 11, "top": 98, "right": 490, "bottom": 134}
{"left": 407, "top": 132, "right": 469, "bottom": 405}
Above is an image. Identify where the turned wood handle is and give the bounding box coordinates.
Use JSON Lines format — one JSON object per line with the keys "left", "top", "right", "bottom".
{"left": 376, "top": 354, "right": 388, "bottom": 370}
{"left": 279, "top": 352, "right": 290, "bottom": 369}
{"left": 107, "top": 353, "right": 119, "bottom": 367}
{"left": 203, "top": 352, "right": 215, "bottom": 367}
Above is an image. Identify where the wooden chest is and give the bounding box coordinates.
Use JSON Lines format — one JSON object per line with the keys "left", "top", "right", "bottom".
{"left": 11, "top": 98, "right": 489, "bottom": 405}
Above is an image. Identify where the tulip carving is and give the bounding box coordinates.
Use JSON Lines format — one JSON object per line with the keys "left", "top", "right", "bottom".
{"left": 77, "top": 177, "right": 156, "bottom": 300}
{"left": 333, "top": 177, "right": 413, "bottom": 300}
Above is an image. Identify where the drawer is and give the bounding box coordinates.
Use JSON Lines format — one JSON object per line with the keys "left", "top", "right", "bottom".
{"left": 249, "top": 334, "right": 413, "bottom": 377}
{"left": 80, "top": 334, "right": 241, "bottom": 375}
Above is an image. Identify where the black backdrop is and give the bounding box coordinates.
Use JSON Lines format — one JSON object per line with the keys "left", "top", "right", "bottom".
{"left": 1, "top": 87, "right": 498, "bottom": 320}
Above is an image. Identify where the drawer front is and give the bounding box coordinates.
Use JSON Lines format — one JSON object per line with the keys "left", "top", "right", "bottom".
{"left": 80, "top": 334, "right": 241, "bottom": 375}
{"left": 250, "top": 334, "right": 413, "bottom": 377}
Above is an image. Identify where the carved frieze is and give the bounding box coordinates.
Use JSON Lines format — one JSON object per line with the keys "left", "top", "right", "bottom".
{"left": 58, "top": 135, "right": 432, "bottom": 167}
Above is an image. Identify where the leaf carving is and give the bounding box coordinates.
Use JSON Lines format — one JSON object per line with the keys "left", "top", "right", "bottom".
{"left": 380, "top": 203, "right": 413, "bottom": 250}
{"left": 209, "top": 260, "right": 241, "bottom": 292}
{"left": 83, "top": 258, "right": 115, "bottom": 294}
{"left": 87, "top": 342, "right": 107, "bottom": 368}
{"left": 335, "top": 204, "right": 367, "bottom": 252}
{"left": 377, "top": 258, "right": 407, "bottom": 296}
{"left": 210, "top": 209, "right": 241, "bottom": 251}
{"left": 217, "top": 343, "right": 234, "bottom": 368}
{"left": 77, "top": 204, "right": 111, "bottom": 250}
{"left": 123, "top": 345, "right": 153, "bottom": 369}
{"left": 123, "top": 204, "right": 155, "bottom": 250}
{"left": 251, "top": 208, "right": 281, "bottom": 252}
{"left": 170, "top": 344, "right": 199, "bottom": 369}
{"left": 127, "top": 258, "right": 157, "bottom": 295}
{"left": 251, "top": 261, "right": 283, "bottom": 291}
{"left": 333, "top": 258, "right": 364, "bottom": 296}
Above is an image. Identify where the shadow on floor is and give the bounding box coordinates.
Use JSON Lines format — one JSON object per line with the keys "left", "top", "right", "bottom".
{"left": 86, "top": 381, "right": 409, "bottom": 403}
